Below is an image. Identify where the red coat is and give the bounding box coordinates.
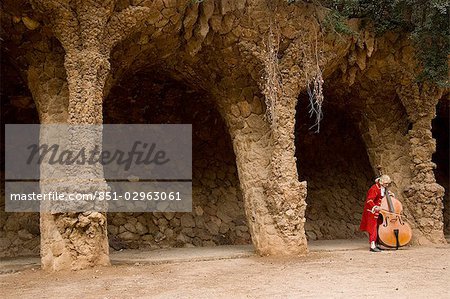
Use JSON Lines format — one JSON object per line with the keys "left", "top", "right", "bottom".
{"left": 360, "top": 183, "right": 383, "bottom": 232}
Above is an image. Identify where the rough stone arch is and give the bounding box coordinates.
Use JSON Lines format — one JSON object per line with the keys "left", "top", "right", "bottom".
{"left": 295, "top": 88, "right": 376, "bottom": 241}
{"left": 103, "top": 66, "right": 252, "bottom": 250}
{"left": 103, "top": 0, "right": 313, "bottom": 256}
{"left": 304, "top": 30, "right": 447, "bottom": 245}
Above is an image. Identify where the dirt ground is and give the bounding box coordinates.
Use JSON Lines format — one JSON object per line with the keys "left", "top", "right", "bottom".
{"left": 1, "top": 244, "right": 449, "bottom": 298}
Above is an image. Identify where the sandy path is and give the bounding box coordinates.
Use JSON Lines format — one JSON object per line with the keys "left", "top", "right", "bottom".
{"left": 1, "top": 245, "right": 449, "bottom": 298}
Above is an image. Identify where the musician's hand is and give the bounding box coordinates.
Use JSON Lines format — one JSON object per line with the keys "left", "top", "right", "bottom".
{"left": 374, "top": 206, "right": 381, "bottom": 212}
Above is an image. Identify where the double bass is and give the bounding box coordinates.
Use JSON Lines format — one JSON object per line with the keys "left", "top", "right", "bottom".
{"left": 377, "top": 186, "right": 412, "bottom": 249}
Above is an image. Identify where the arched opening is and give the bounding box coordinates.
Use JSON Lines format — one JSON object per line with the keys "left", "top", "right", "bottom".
{"left": 0, "top": 54, "right": 40, "bottom": 257}
{"left": 103, "top": 69, "right": 251, "bottom": 250}
{"left": 295, "top": 92, "right": 375, "bottom": 241}
{"left": 432, "top": 96, "right": 449, "bottom": 235}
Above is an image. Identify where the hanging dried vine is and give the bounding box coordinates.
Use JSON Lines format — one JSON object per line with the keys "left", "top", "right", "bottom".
{"left": 305, "top": 32, "right": 324, "bottom": 133}
{"left": 259, "top": 0, "right": 326, "bottom": 131}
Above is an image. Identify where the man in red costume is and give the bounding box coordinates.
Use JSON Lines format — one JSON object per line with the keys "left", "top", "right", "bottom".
{"left": 360, "top": 175, "right": 392, "bottom": 252}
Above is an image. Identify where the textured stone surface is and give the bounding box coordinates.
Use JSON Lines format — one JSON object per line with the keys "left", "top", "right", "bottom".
{"left": 103, "top": 72, "right": 251, "bottom": 249}
{"left": 0, "top": 0, "right": 448, "bottom": 271}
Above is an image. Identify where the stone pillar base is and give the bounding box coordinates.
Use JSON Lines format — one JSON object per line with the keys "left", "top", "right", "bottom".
{"left": 404, "top": 183, "right": 446, "bottom": 245}
{"left": 40, "top": 212, "right": 110, "bottom": 271}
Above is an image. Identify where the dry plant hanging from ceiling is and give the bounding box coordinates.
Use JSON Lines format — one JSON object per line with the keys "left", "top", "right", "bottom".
{"left": 306, "top": 32, "right": 324, "bottom": 133}
{"left": 262, "top": 0, "right": 325, "bottom": 132}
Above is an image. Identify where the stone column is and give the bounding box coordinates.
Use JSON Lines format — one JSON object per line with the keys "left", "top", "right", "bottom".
{"left": 357, "top": 92, "right": 414, "bottom": 219}
{"left": 26, "top": 50, "right": 105, "bottom": 271}
{"left": 38, "top": 49, "right": 112, "bottom": 271}
{"left": 263, "top": 91, "right": 308, "bottom": 254}
{"left": 397, "top": 82, "right": 446, "bottom": 244}
{"left": 29, "top": 0, "right": 151, "bottom": 270}
{"left": 225, "top": 99, "right": 290, "bottom": 255}
{"left": 223, "top": 89, "right": 307, "bottom": 255}
{"left": 29, "top": 46, "right": 111, "bottom": 271}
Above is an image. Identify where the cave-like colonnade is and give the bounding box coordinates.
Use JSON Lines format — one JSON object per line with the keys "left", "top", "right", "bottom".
{"left": 0, "top": 0, "right": 447, "bottom": 271}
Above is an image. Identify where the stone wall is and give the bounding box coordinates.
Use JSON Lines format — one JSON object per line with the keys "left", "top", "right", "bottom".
{"left": 106, "top": 155, "right": 250, "bottom": 249}
{"left": 0, "top": 204, "right": 40, "bottom": 257}
{"left": 295, "top": 95, "right": 374, "bottom": 240}
{"left": 104, "top": 70, "right": 251, "bottom": 250}
{"left": 0, "top": 56, "right": 40, "bottom": 257}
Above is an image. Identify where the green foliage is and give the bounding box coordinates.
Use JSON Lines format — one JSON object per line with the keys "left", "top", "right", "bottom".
{"left": 322, "top": 9, "right": 357, "bottom": 36}
{"left": 290, "top": 0, "right": 450, "bottom": 86}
